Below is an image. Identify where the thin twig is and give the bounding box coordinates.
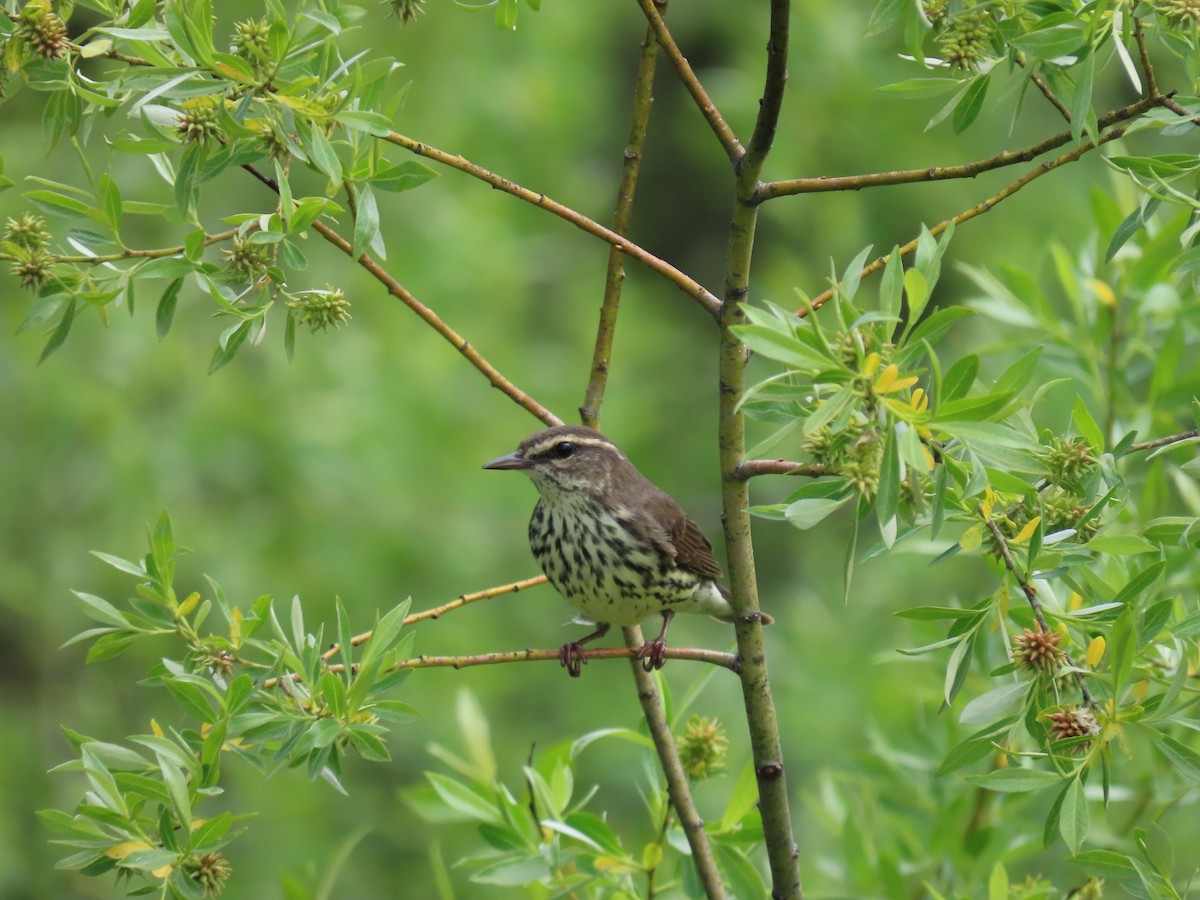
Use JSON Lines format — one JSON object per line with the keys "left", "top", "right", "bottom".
{"left": 320, "top": 576, "right": 548, "bottom": 662}
{"left": 733, "top": 459, "right": 826, "bottom": 479}
{"left": 0, "top": 228, "right": 240, "bottom": 266}
{"left": 621, "top": 626, "right": 729, "bottom": 899}
{"left": 239, "top": 164, "right": 561, "bottom": 426}
{"left": 381, "top": 132, "right": 721, "bottom": 316}
{"left": 1160, "top": 94, "right": 1200, "bottom": 126}
{"left": 1126, "top": 429, "right": 1200, "bottom": 455}
{"left": 581, "top": 11, "right": 662, "bottom": 428}
{"left": 982, "top": 517, "right": 1098, "bottom": 710}
{"left": 757, "top": 96, "right": 1158, "bottom": 202}
{"left": 633, "top": 0, "right": 744, "bottom": 163}
{"left": 742, "top": 0, "right": 790, "bottom": 172}
{"left": 1132, "top": 15, "right": 1159, "bottom": 99}
{"left": 263, "top": 645, "right": 739, "bottom": 686}
{"left": 1015, "top": 53, "right": 1072, "bottom": 123}
{"left": 802, "top": 97, "right": 1162, "bottom": 314}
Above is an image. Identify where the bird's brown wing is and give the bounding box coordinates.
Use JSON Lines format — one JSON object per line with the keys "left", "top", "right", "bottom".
{"left": 637, "top": 489, "right": 723, "bottom": 580}
{"left": 669, "top": 514, "right": 724, "bottom": 580}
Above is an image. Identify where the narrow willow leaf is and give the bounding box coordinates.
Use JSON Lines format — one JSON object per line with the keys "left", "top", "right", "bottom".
{"left": 156, "top": 278, "right": 183, "bottom": 341}
{"left": 1059, "top": 776, "right": 1089, "bottom": 855}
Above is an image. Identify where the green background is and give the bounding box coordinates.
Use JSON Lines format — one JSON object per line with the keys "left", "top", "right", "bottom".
{"left": 0, "top": 0, "right": 1175, "bottom": 896}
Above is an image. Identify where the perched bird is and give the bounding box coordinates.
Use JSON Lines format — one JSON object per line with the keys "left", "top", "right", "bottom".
{"left": 484, "top": 425, "right": 768, "bottom": 676}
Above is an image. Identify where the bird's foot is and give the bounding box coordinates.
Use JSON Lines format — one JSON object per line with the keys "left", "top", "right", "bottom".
{"left": 559, "top": 642, "right": 587, "bottom": 678}
{"left": 638, "top": 638, "right": 667, "bottom": 672}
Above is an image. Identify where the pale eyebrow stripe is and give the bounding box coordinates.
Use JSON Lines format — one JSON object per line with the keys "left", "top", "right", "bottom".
{"left": 526, "top": 435, "right": 618, "bottom": 457}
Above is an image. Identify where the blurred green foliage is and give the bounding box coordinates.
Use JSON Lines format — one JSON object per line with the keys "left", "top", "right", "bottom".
{"left": 2, "top": 0, "right": 1200, "bottom": 897}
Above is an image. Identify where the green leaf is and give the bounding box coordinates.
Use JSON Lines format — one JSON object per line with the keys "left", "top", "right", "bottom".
{"left": 902, "top": 268, "right": 929, "bottom": 332}
{"left": 840, "top": 243, "right": 873, "bottom": 302}
{"left": 1072, "top": 395, "right": 1105, "bottom": 452}
{"left": 1084, "top": 534, "right": 1157, "bottom": 555}
{"left": 1069, "top": 849, "right": 1138, "bottom": 879}
{"left": 208, "top": 320, "right": 251, "bottom": 374}
{"left": 937, "top": 718, "right": 1016, "bottom": 776}
{"left": 156, "top": 278, "right": 183, "bottom": 341}
{"left": 1106, "top": 198, "right": 1160, "bottom": 261}
{"left": 160, "top": 756, "right": 192, "bottom": 828}
{"left": 959, "top": 681, "right": 1027, "bottom": 725}
{"left": 952, "top": 74, "right": 989, "bottom": 134}
{"left": 1059, "top": 776, "right": 1089, "bottom": 855}
{"left": 495, "top": 0, "right": 517, "bottom": 29}
{"left": 425, "top": 772, "right": 501, "bottom": 825}
{"left": 39, "top": 297, "right": 76, "bottom": 365}
{"left": 351, "top": 183, "right": 380, "bottom": 260}
{"left": 875, "top": 426, "right": 900, "bottom": 536}
{"left": 941, "top": 354, "right": 978, "bottom": 403}
{"left": 370, "top": 160, "right": 438, "bottom": 193}
{"left": 965, "top": 766, "right": 1061, "bottom": 793}
{"left": 877, "top": 77, "right": 964, "bottom": 98}
{"left": 720, "top": 760, "right": 760, "bottom": 831}
{"left": 784, "top": 483, "right": 854, "bottom": 529}
{"left": 335, "top": 110, "right": 393, "bottom": 137}
{"left": 1154, "top": 733, "right": 1200, "bottom": 783}
{"left": 1011, "top": 21, "right": 1087, "bottom": 59}
{"left": 733, "top": 324, "right": 831, "bottom": 370}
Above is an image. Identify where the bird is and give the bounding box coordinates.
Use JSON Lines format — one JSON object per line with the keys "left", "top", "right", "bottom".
{"left": 483, "top": 424, "right": 769, "bottom": 677}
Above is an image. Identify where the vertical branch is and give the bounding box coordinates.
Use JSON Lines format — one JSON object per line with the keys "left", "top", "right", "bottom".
{"left": 623, "top": 627, "right": 729, "bottom": 899}
{"left": 718, "top": 1, "right": 803, "bottom": 897}
{"left": 583, "top": 14, "right": 727, "bottom": 894}
{"left": 581, "top": 7, "right": 663, "bottom": 428}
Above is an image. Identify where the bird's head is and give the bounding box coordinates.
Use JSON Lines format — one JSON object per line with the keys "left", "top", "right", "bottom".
{"left": 484, "top": 425, "right": 628, "bottom": 499}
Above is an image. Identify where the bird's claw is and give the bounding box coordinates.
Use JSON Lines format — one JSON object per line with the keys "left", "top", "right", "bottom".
{"left": 559, "top": 642, "right": 586, "bottom": 678}
{"left": 638, "top": 639, "right": 667, "bottom": 672}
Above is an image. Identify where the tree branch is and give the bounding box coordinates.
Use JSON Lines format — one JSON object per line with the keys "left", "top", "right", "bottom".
{"left": 718, "top": 1, "right": 803, "bottom": 895}
{"left": 1015, "top": 53, "right": 1072, "bottom": 123}
{"left": 801, "top": 97, "right": 1161, "bottom": 314}
{"left": 733, "top": 459, "right": 826, "bottom": 479}
{"left": 381, "top": 132, "right": 721, "bottom": 316}
{"left": 581, "top": 12, "right": 662, "bottom": 428}
{"left": 264, "top": 645, "right": 739, "bottom": 686}
{"left": 0, "top": 228, "right": 239, "bottom": 265}
{"left": 320, "top": 576, "right": 548, "bottom": 662}
{"left": 743, "top": 0, "right": 790, "bottom": 171}
{"left": 757, "top": 96, "right": 1157, "bottom": 202}
{"left": 239, "top": 164, "right": 561, "bottom": 426}
{"left": 621, "top": 626, "right": 729, "bottom": 899}
{"left": 1125, "top": 429, "right": 1200, "bottom": 455}
{"left": 982, "top": 517, "right": 1098, "bottom": 710}
{"left": 1133, "top": 14, "right": 1159, "bottom": 99}
{"left": 632, "top": 0, "right": 744, "bottom": 163}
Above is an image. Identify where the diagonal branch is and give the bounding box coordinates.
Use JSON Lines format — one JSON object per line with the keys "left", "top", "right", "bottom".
{"left": 633, "top": 0, "right": 744, "bottom": 163}
{"left": 581, "top": 12, "right": 663, "bottom": 428}
{"left": 1015, "top": 53, "right": 1072, "bottom": 123}
{"left": 621, "top": 627, "right": 730, "bottom": 899}
{"left": 757, "top": 96, "right": 1158, "bottom": 202}
{"left": 381, "top": 132, "right": 721, "bottom": 316}
{"left": 240, "top": 164, "right": 561, "bottom": 426}
{"left": 801, "top": 99, "right": 1162, "bottom": 314}
{"left": 743, "top": 0, "right": 790, "bottom": 171}
{"left": 320, "top": 576, "right": 548, "bottom": 662}
{"left": 1125, "top": 429, "right": 1200, "bottom": 455}
{"left": 982, "top": 517, "right": 1098, "bottom": 710}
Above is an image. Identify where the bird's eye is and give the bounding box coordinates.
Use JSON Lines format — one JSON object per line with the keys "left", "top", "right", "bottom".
{"left": 554, "top": 441, "right": 576, "bottom": 459}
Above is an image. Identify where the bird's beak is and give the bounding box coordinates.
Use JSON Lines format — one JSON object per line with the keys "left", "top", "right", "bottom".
{"left": 483, "top": 451, "right": 532, "bottom": 471}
